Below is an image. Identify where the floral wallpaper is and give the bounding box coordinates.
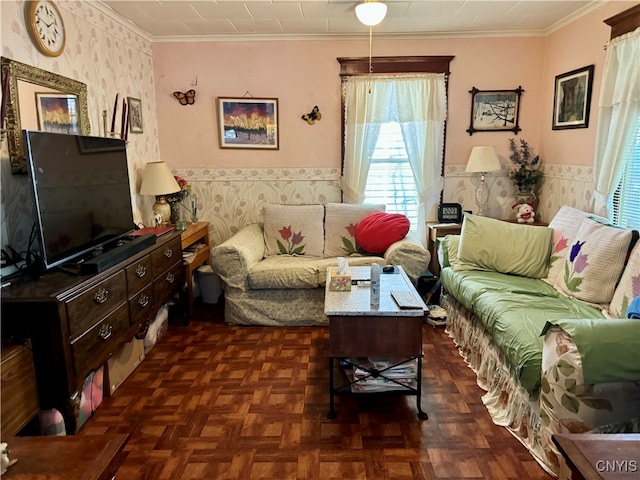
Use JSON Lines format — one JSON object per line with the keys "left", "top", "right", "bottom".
{"left": 1, "top": 0, "right": 158, "bottom": 252}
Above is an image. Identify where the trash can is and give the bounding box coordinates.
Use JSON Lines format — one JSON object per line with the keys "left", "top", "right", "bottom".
{"left": 198, "top": 265, "right": 222, "bottom": 304}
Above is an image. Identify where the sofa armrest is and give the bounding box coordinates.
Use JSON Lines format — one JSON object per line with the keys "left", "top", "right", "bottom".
{"left": 210, "top": 224, "right": 265, "bottom": 292}
{"left": 384, "top": 233, "right": 430, "bottom": 284}
{"left": 539, "top": 322, "right": 640, "bottom": 437}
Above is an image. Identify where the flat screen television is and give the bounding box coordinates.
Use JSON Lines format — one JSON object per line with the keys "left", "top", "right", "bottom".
{"left": 23, "top": 130, "right": 135, "bottom": 271}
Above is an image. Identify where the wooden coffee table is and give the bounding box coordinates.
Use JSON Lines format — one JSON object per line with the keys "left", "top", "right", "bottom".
{"left": 324, "top": 265, "right": 428, "bottom": 419}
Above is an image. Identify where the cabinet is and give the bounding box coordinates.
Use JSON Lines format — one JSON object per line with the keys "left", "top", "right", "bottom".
{"left": 0, "top": 344, "right": 40, "bottom": 437}
{"left": 0, "top": 231, "right": 184, "bottom": 434}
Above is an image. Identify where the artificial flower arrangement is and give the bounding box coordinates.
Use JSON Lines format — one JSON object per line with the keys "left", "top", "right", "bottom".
{"left": 508, "top": 138, "right": 543, "bottom": 192}
{"left": 165, "top": 175, "right": 191, "bottom": 204}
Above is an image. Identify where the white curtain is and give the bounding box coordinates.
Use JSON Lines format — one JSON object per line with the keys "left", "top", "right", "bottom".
{"left": 342, "top": 74, "right": 447, "bottom": 242}
{"left": 593, "top": 27, "right": 640, "bottom": 217}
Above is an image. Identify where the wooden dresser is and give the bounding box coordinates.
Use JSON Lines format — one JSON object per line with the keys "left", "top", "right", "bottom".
{"left": 0, "top": 344, "right": 40, "bottom": 437}
{"left": 1, "top": 231, "right": 184, "bottom": 434}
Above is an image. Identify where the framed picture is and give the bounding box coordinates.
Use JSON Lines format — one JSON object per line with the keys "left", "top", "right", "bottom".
{"left": 552, "top": 65, "right": 594, "bottom": 130}
{"left": 216, "top": 97, "right": 279, "bottom": 150}
{"left": 35, "top": 92, "right": 80, "bottom": 134}
{"left": 127, "top": 97, "right": 143, "bottom": 134}
{"left": 466, "top": 86, "right": 523, "bottom": 135}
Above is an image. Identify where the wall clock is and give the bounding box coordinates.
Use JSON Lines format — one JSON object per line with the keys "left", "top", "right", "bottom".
{"left": 26, "top": 0, "right": 66, "bottom": 57}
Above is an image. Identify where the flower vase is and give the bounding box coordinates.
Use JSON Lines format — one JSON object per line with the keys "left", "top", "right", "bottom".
{"left": 515, "top": 189, "right": 536, "bottom": 206}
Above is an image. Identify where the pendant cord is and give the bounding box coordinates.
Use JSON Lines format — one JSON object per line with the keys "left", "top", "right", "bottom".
{"left": 368, "top": 25, "right": 373, "bottom": 93}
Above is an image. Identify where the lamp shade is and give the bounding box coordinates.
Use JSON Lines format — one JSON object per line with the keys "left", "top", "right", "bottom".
{"left": 139, "top": 161, "right": 180, "bottom": 196}
{"left": 465, "top": 146, "right": 501, "bottom": 173}
{"left": 355, "top": 0, "right": 387, "bottom": 26}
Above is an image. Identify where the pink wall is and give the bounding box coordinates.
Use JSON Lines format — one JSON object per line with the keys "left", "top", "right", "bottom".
{"left": 153, "top": 1, "right": 635, "bottom": 172}
{"left": 539, "top": 1, "right": 635, "bottom": 166}
{"left": 153, "top": 36, "right": 544, "bottom": 170}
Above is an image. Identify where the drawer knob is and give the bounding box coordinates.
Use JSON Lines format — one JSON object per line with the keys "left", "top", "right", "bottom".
{"left": 94, "top": 287, "right": 109, "bottom": 304}
{"left": 98, "top": 323, "right": 113, "bottom": 341}
{"left": 135, "top": 264, "right": 147, "bottom": 278}
{"left": 166, "top": 272, "right": 175, "bottom": 284}
{"left": 138, "top": 293, "right": 149, "bottom": 307}
{"left": 164, "top": 247, "right": 173, "bottom": 258}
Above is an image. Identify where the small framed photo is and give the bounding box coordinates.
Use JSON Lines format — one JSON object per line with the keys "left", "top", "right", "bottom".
{"left": 552, "top": 65, "right": 594, "bottom": 130}
{"left": 466, "top": 86, "right": 523, "bottom": 135}
{"left": 216, "top": 97, "right": 279, "bottom": 150}
{"left": 35, "top": 92, "right": 80, "bottom": 134}
{"left": 127, "top": 97, "right": 143, "bottom": 134}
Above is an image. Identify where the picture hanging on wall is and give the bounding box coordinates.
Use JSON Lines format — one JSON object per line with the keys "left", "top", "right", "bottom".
{"left": 127, "top": 97, "right": 143, "bottom": 134}
{"left": 35, "top": 92, "right": 80, "bottom": 134}
{"left": 552, "top": 65, "right": 594, "bottom": 130}
{"left": 216, "top": 97, "right": 279, "bottom": 150}
{"left": 466, "top": 86, "right": 523, "bottom": 135}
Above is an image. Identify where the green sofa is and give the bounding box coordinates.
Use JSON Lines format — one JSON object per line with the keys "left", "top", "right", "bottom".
{"left": 440, "top": 210, "right": 640, "bottom": 477}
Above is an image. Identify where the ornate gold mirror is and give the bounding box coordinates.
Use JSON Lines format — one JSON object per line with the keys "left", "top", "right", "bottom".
{"left": 1, "top": 57, "right": 90, "bottom": 174}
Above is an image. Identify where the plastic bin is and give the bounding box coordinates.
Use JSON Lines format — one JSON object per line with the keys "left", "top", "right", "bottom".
{"left": 198, "top": 265, "right": 222, "bottom": 304}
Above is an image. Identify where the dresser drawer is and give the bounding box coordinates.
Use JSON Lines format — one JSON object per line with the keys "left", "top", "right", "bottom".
{"left": 129, "top": 283, "right": 155, "bottom": 327}
{"left": 1, "top": 345, "right": 40, "bottom": 437}
{"left": 71, "top": 303, "right": 129, "bottom": 377}
{"left": 151, "top": 237, "right": 182, "bottom": 277}
{"left": 154, "top": 261, "right": 184, "bottom": 305}
{"left": 66, "top": 270, "right": 127, "bottom": 339}
{"left": 125, "top": 254, "right": 152, "bottom": 294}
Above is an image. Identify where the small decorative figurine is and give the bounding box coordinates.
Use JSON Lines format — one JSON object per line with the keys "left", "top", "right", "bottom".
{"left": 301, "top": 105, "right": 321, "bottom": 125}
{"left": 512, "top": 202, "right": 536, "bottom": 223}
{"left": 1, "top": 442, "right": 17, "bottom": 475}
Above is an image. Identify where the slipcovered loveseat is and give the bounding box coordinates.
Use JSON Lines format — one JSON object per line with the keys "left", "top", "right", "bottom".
{"left": 211, "top": 203, "right": 430, "bottom": 326}
{"left": 439, "top": 207, "right": 640, "bottom": 476}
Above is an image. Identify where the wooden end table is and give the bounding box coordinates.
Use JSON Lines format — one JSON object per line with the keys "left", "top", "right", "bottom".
{"left": 2, "top": 434, "right": 128, "bottom": 480}
{"left": 324, "top": 265, "right": 428, "bottom": 420}
{"left": 553, "top": 433, "right": 640, "bottom": 480}
{"left": 426, "top": 222, "right": 462, "bottom": 276}
{"left": 181, "top": 221, "right": 211, "bottom": 317}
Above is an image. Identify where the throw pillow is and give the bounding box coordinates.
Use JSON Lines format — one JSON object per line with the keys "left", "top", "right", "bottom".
{"left": 557, "top": 217, "right": 633, "bottom": 304}
{"left": 606, "top": 241, "right": 640, "bottom": 317}
{"left": 355, "top": 212, "right": 410, "bottom": 254}
{"left": 323, "top": 203, "right": 385, "bottom": 257}
{"left": 263, "top": 204, "right": 324, "bottom": 257}
{"left": 458, "top": 214, "right": 553, "bottom": 278}
{"left": 543, "top": 206, "right": 608, "bottom": 286}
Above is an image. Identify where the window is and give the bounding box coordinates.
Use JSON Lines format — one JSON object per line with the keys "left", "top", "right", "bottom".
{"left": 611, "top": 119, "right": 640, "bottom": 229}
{"left": 363, "top": 122, "right": 419, "bottom": 231}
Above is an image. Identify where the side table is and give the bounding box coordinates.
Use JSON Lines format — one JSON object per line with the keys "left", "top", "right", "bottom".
{"left": 181, "top": 221, "right": 211, "bottom": 317}
{"left": 2, "top": 434, "right": 128, "bottom": 480}
{"left": 426, "top": 222, "right": 462, "bottom": 276}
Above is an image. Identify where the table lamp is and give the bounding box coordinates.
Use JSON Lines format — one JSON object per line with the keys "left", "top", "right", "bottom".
{"left": 139, "top": 161, "right": 180, "bottom": 226}
{"left": 465, "top": 146, "right": 501, "bottom": 216}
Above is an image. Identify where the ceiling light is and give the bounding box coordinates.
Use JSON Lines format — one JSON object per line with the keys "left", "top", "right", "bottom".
{"left": 355, "top": 0, "right": 387, "bottom": 27}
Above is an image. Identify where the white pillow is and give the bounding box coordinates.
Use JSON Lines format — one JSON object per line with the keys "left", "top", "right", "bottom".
{"left": 543, "top": 206, "right": 607, "bottom": 286}
{"left": 323, "top": 203, "right": 385, "bottom": 257}
{"left": 607, "top": 241, "right": 640, "bottom": 317}
{"left": 263, "top": 204, "right": 325, "bottom": 257}
{"left": 556, "top": 217, "right": 633, "bottom": 304}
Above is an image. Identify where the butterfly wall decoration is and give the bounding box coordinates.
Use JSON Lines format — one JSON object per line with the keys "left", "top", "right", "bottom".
{"left": 173, "top": 89, "right": 196, "bottom": 106}
{"left": 301, "top": 105, "right": 321, "bottom": 125}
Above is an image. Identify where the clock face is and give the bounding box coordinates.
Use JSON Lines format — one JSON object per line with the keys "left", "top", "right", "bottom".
{"left": 28, "top": 1, "right": 66, "bottom": 57}
{"left": 438, "top": 203, "right": 462, "bottom": 223}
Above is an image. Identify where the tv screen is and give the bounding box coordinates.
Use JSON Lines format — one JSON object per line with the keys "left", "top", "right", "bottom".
{"left": 23, "top": 130, "right": 135, "bottom": 270}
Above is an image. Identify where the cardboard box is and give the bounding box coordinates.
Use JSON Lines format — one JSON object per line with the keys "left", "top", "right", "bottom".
{"left": 329, "top": 267, "right": 351, "bottom": 291}
{"left": 107, "top": 338, "right": 145, "bottom": 395}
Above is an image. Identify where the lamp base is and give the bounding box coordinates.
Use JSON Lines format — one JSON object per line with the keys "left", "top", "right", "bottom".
{"left": 474, "top": 174, "right": 490, "bottom": 217}
{"left": 152, "top": 196, "right": 171, "bottom": 226}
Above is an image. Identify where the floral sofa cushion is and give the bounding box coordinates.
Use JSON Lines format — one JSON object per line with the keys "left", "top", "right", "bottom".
{"left": 557, "top": 217, "right": 633, "bottom": 304}
{"left": 607, "top": 240, "right": 640, "bottom": 317}
{"left": 263, "top": 204, "right": 324, "bottom": 257}
{"left": 323, "top": 203, "right": 385, "bottom": 257}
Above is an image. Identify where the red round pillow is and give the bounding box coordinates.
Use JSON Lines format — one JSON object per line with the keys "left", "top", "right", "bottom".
{"left": 355, "top": 212, "right": 410, "bottom": 254}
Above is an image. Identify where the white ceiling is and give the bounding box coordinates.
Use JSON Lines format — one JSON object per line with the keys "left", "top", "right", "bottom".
{"left": 100, "top": 0, "right": 604, "bottom": 41}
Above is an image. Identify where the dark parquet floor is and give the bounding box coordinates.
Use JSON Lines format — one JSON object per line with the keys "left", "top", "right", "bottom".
{"left": 78, "top": 301, "right": 553, "bottom": 479}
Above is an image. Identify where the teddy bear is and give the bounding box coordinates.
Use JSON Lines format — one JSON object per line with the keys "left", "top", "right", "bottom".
{"left": 512, "top": 202, "right": 535, "bottom": 223}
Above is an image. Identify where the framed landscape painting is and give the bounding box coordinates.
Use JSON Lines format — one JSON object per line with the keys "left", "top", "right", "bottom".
{"left": 216, "top": 97, "right": 279, "bottom": 150}
{"left": 35, "top": 92, "right": 80, "bottom": 134}
{"left": 552, "top": 65, "right": 594, "bottom": 130}
{"left": 467, "top": 86, "right": 523, "bottom": 135}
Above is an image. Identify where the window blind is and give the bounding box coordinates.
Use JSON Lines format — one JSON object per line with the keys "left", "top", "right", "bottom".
{"left": 612, "top": 119, "right": 640, "bottom": 229}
